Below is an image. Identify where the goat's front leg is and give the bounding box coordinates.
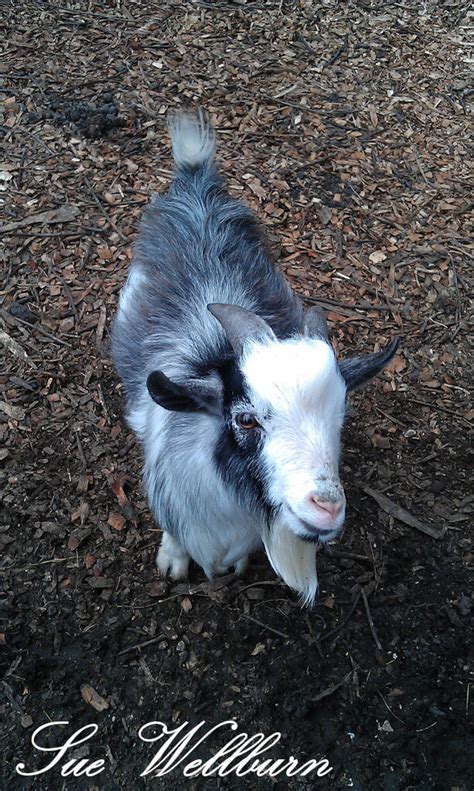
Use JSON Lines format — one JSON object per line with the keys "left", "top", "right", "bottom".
{"left": 212, "top": 556, "right": 249, "bottom": 577}
{"left": 156, "top": 531, "right": 190, "bottom": 580}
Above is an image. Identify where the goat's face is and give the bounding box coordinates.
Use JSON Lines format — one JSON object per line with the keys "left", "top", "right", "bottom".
{"left": 232, "top": 337, "right": 346, "bottom": 542}
{"left": 147, "top": 304, "right": 399, "bottom": 546}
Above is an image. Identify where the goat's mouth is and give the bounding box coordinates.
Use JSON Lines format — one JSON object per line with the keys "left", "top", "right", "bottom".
{"left": 286, "top": 507, "right": 343, "bottom": 544}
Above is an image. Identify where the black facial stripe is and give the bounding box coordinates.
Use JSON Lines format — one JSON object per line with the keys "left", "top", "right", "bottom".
{"left": 196, "top": 356, "right": 271, "bottom": 512}
{"left": 214, "top": 423, "right": 270, "bottom": 510}
{"left": 219, "top": 356, "right": 246, "bottom": 408}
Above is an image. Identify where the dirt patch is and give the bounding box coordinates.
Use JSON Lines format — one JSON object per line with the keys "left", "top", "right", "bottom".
{"left": 1, "top": 1, "right": 472, "bottom": 789}
{"left": 43, "top": 93, "right": 126, "bottom": 140}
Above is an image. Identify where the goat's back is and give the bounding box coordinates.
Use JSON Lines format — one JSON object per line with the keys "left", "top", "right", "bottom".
{"left": 111, "top": 117, "right": 303, "bottom": 402}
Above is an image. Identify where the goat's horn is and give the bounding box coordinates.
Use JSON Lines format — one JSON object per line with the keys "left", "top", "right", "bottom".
{"left": 303, "top": 304, "right": 329, "bottom": 342}
{"left": 208, "top": 303, "right": 276, "bottom": 356}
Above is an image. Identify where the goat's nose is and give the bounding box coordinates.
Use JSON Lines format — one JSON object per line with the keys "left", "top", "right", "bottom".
{"left": 308, "top": 493, "right": 345, "bottom": 520}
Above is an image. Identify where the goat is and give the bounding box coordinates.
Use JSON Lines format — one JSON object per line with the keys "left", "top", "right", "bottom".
{"left": 111, "top": 110, "right": 399, "bottom": 605}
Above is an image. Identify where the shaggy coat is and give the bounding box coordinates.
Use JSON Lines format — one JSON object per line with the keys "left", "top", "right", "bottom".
{"left": 111, "top": 111, "right": 398, "bottom": 604}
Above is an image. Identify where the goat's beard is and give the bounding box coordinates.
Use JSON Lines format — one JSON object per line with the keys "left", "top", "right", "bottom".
{"left": 261, "top": 514, "right": 318, "bottom": 607}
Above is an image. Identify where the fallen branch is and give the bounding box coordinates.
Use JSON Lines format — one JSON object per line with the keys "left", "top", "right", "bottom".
{"left": 1, "top": 205, "right": 79, "bottom": 233}
{"left": 361, "top": 485, "right": 446, "bottom": 539}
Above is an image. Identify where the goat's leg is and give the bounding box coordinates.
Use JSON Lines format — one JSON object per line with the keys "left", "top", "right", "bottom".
{"left": 213, "top": 556, "right": 249, "bottom": 576}
{"left": 156, "top": 532, "right": 190, "bottom": 580}
{"left": 234, "top": 557, "right": 248, "bottom": 575}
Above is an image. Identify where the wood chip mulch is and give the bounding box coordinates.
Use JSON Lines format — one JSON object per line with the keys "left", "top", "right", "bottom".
{"left": 1, "top": 2, "right": 472, "bottom": 790}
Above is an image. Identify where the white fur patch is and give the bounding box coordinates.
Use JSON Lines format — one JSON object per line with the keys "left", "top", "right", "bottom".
{"left": 156, "top": 531, "right": 190, "bottom": 580}
{"left": 118, "top": 266, "right": 146, "bottom": 313}
{"left": 241, "top": 337, "right": 342, "bottom": 411}
{"left": 168, "top": 110, "right": 215, "bottom": 169}
{"left": 262, "top": 516, "right": 318, "bottom": 607}
{"left": 241, "top": 338, "right": 347, "bottom": 516}
{"left": 240, "top": 337, "right": 346, "bottom": 601}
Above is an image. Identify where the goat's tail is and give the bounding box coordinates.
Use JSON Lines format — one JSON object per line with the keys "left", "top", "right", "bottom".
{"left": 168, "top": 108, "right": 216, "bottom": 171}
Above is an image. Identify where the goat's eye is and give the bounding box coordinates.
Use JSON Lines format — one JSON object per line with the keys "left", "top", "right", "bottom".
{"left": 236, "top": 413, "right": 259, "bottom": 430}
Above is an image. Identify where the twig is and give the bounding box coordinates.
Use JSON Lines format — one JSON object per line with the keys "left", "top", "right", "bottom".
{"left": 96, "top": 383, "right": 110, "bottom": 424}
{"left": 312, "top": 673, "right": 351, "bottom": 703}
{"left": 0, "top": 557, "right": 84, "bottom": 574}
{"left": 118, "top": 635, "right": 167, "bottom": 657}
{"left": 294, "top": 32, "right": 316, "bottom": 54}
{"left": 95, "top": 304, "right": 107, "bottom": 350}
{"left": 405, "top": 397, "right": 471, "bottom": 424}
{"left": 264, "top": 95, "right": 322, "bottom": 115}
{"left": 374, "top": 406, "right": 408, "bottom": 429}
{"left": 77, "top": 240, "right": 93, "bottom": 273}
{"left": 323, "top": 547, "right": 371, "bottom": 563}
{"left": 237, "top": 580, "right": 285, "bottom": 594}
{"left": 324, "top": 38, "right": 348, "bottom": 68}
{"left": 53, "top": 268, "right": 78, "bottom": 320}
{"left": 361, "top": 588, "right": 383, "bottom": 652}
{"left": 412, "top": 145, "right": 429, "bottom": 185}
{"left": 318, "top": 590, "right": 362, "bottom": 644}
{"left": 305, "top": 295, "right": 396, "bottom": 313}
{"left": 238, "top": 613, "right": 289, "bottom": 640}
{"left": 75, "top": 432, "right": 87, "bottom": 469}
{"left": 378, "top": 691, "right": 405, "bottom": 724}
{"left": 1, "top": 309, "right": 73, "bottom": 348}
{"left": 170, "top": 572, "right": 238, "bottom": 596}
{"left": 83, "top": 174, "right": 128, "bottom": 242}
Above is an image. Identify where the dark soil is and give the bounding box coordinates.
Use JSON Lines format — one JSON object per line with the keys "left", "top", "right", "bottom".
{"left": 1, "top": 2, "right": 472, "bottom": 790}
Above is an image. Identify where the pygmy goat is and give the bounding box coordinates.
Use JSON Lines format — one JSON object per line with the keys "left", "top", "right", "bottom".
{"left": 111, "top": 110, "right": 399, "bottom": 605}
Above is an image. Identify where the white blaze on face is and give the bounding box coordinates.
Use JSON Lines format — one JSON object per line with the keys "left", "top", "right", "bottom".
{"left": 241, "top": 337, "right": 347, "bottom": 605}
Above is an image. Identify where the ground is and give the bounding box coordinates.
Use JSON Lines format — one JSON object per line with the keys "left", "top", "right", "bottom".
{"left": 1, "top": 1, "right": 472, "bottom": 789}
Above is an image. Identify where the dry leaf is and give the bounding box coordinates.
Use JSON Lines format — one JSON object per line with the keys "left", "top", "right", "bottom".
{"left": 180, "top": 596, "right": 193, "bottom": 612}
{"left": 369, "top": 250, "right": 387, "bottom": 263}
{"left": 71, "top": 502, "right": 90, "bottom": 525}
{"left": 111, "top": 477, "right": 137, "bottom": 524}
{"left": 77, "top": 474, "right": 92, "bottom": 493}
{"left": 80, "top": 684, "right": 109, "bottom": 712}
{"left": 0, "top": 401, "right": 25, "bottom": 421}
{"left": 84, "top": 553, "right": 96, "bottom": 569}
{"left": 384, "top": 355, "right": 406, "bottom": 374}
{"left": 371, "top": 432, "right": 390, "bottom": 449}
{"left": 107, "top": 512, "right": 126, "bottom": 531}
{"left": 111, "top": 478, "right": 128, "bottom": 508}
{"left": 147, "top": 579, "right": 169, "bottom": 597}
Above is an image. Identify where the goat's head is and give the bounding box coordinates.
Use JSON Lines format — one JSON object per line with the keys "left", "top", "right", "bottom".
{"left": 146, "top": 303, "right": 398, "bottom": 583}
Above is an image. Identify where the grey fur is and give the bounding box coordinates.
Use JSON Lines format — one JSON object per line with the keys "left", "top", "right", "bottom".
{"left": 303, "top": 305, "right": 329, "bottom": 342}
{"left": 111, "top": 109, "right": 399, "bottom": 588}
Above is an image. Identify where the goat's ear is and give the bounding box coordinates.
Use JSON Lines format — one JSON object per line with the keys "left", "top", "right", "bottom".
{"left": 147, "top": 371, "right": 222, "bottom": 415}
{"left": 339, "top": 338, "right": 400, "bottom": 392}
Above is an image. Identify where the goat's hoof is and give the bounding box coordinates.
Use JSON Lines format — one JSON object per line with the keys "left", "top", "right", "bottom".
{"left": 156, "top": 533, "right": 190, "bottom": 580}
{"left": 234, "top": 557, "right": 248, "bottom": 575}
